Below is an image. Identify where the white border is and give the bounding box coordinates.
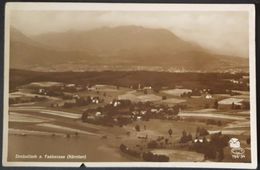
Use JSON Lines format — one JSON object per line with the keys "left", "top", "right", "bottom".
{"left": 2, "top": 3, "right": 257, "bottom": 169}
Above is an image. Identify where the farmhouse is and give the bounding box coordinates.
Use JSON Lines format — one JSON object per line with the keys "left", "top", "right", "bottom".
{"left": 204, "top": 94, "right": 213, "bottom": 99}
{"left": 242, "top": 76, "right": 249, "bottom": 79}
{"left": 50, "top": 102, "right": 63, "bottom": 107}
{"left": 218, "top": 98, "right": 244, "bottom": 109}
{"left": 66, "top": 84, "right": 76, "bottom": 88}
{"left": 72, "top": 94, "right": 80, "bottom": 99}
{"left": 194, "top": 136, "right": 211, "bottom": 143}
{"left": 38, "top": 88, "right": 47, "bottom": 95}
{"left": 142, "top": 86, "right": 153, "bottom": 93}
{"left": 143, "top": 86, "right": 152, "bottom": 90}
{"left": 95, "top": 111, "right": 105, "bottom": 118}
{"left": 91, "top": 97, "right": 100, "bottom": 104}
{"left": 75, "top": 85, "right": 85, "bottom": 91}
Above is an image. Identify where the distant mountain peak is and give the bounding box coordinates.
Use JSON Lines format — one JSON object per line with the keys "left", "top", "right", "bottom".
{"left": 9, "top": 26, "right": 248, "bottom": 72}
{"left": 93, "top": 25, "right": 179, "bottom": 38}
{"left": 10, "top": 26, "right": 30, "bottom": 41}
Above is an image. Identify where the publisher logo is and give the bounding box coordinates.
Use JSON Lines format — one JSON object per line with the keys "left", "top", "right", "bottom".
{"left": 229, "top": 138, "right": 245, "bottom": 159}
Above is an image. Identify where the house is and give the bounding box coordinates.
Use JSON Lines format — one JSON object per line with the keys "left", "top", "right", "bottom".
{"left": 137, "top": 116, "right": 142, "bottom": 120}
{"left": 72, "top": 94, "right": 80, "bottom": 99}
{"left": 38, "top": 88, "right": 46, "bottom": 94}
{"left": 87, "top": 115, "right": 96, "bottom": 120}
{"left": 92, "top": 99, "right": 99, "bottom": 104}
{"left": 140, "top": 110, "right": 147, "bottom": 115}
{"left": 175, "top": 85, "right": 183, "bottom": 89}
{"left": 143, "top": 86, "right": 153, "bottom": 93}
{"left": 95, "top": 111, "right": 105, "bottom": 118}
{"left": 113, "top": 101, "right": 121, "bottom": 107}
{"left": 218, "top": 98, "right": 244, "bottom": 109}
{"left": 138, "top": 83, "right": 142, "bottom": 90}
{"left": 89, "top": 97, "right": 101, "bottom": 104}
{"left": 87, "top": 86, "right": 96, "bottom": 91}
{"left": 205, "top": 94, "right": 213, "bottom": 99}
{"left": 132, "top": 111, "right": 139, "bottom": 115}
{"left": 66, "top": 84, "right": 76, "bottom": 88}
{"left": 51, "top": 102, "right": 63, "bottom": 107}
{"left": 194, "top": 136, "right": 211, "bottom": 143}
{"left": 143, "top": 86, "right": 152, "bottom": 90}
{"left": 75, "top": 85, "right": 84, "bottom": 91}
{"left": 242, "top": 76, "right": 249, "bottom": 79}
{"left": 150, "top": 108, "right": 159, "bottom": 113}
{"left": 111, "top": 99, "right": 132, "bottom": 107}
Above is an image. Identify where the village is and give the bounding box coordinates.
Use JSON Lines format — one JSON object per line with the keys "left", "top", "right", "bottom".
{"left": 9, "top": 74, "right": 250, "bottom": 162}
{"left": 8, "top": 72, "right": 251, "bottom": 163}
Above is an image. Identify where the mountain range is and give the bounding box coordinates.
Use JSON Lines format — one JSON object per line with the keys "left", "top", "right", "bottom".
{"left": 10, "top": 26, "right": 248, "bottom": 72}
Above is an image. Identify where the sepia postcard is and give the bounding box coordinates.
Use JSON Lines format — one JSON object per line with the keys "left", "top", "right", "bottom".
{"left": 2, "top": 2, "right": 257, "bottom": 168}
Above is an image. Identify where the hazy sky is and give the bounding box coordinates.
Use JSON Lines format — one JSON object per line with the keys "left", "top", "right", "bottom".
{"left": 10, "top": 10, "right": 249, "bottom": 58}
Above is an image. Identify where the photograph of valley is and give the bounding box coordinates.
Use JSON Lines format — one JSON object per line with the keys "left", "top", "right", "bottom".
{"left": 4, "top": 4, "right": 255, "bottom": 165}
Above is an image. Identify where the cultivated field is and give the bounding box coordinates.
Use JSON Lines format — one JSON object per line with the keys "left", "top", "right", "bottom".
{"left": 7, "top": 71, "right": 251, "bottom": 163}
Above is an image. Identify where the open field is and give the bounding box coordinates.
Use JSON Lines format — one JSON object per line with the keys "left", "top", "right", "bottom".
{"left": 8, "top": 135, "right": 130, "bottom": 162}
{"left": 162, "top": 89, "right": 192, "bottom": 96}
{"left": 7, "top": 71, "right": 251, "bottom": 162}
{"left": 118, "top": 92, "right": 161, "bottom": 102}
{"left": 29, "top": 82, "right": 63, "bottom": 87}
{"left": 151, "top": 149, "right": 204, "bottom": 162}
{"left": 8, "top": 103, "right": 250, "bottom": 162}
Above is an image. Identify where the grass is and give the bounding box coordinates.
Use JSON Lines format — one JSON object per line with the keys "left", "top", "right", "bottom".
{"left": 7, "top": 82, "right": 252, "bottom": 162}
{"left": 161, "top": 89, "right": 192, "bottom": 96}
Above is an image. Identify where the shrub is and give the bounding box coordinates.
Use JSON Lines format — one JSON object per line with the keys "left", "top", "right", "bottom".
{"left": 246, "top": 137, "right": 250, "bottom": 145}
{"left": 147, "top": 140, "right": 158, "bottom": 149}
{"left": 135, "top": 125, "right": 141, "bottom": 132}
{"left": 119, "top": 144, "right": 141, "bottom": 158}
{"left": 143, "top": 151, "right": 169, "bottom": 162}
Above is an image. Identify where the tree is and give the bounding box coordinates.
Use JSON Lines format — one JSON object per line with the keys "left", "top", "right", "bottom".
{"left": 75, "top": 132, "right": 79, "bottom": 137}
{"left": 182, "top": 130, "right": 187, "bottom": 137}
{"left": 242, "top": 101, "right": 250, "bottom": 110}
{"left": 200, "top": 127, "right": 209, "bottom": 136}
{"left": 231, "top": 102, "right": 235, "bottom": 109}
{"left": 196, "top": 127, "right": 201, "bottom": 137}
{"left": 168, "top": 128, "right": 173, "bottom": 137}
{"left": 214, "top": 100, "right": 218, "bottom": 109}
{"left": 187, "top": 133, "right": 192, "bottom": 141}
{"left": 135, "top": 125, "right": 140, "bottom": 132}
{"left": 162, "top": 96, "right": 167, "bottom": 100}
{"left": 180, "top": 130, "right": 191, "bottom": 143}
{"left": 81, "top": 112, "right": 89, "bottom": 122}
{"left": 246, "top": 137, "right": 250, "bottom": 145}
{"left": 173, "top": 105, "right": 180, "bottom": 115}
